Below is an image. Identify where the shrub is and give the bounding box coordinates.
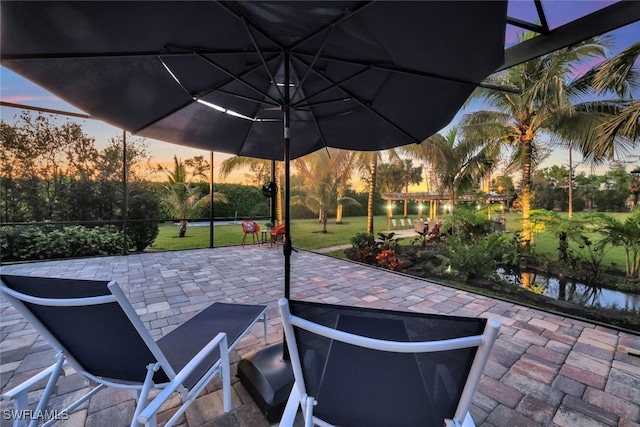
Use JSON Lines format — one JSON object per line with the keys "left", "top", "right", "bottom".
{"left": 347, "top": 232, "right": 377, "bottom": 264}
{"left": 376, "top": 249, "right": 403, "bottom": 271}
{"left": 437, "top": 235, "right": 501, "bottom": 280}
{"left": 0, "top": 224, "right": 123, "bottom": 261}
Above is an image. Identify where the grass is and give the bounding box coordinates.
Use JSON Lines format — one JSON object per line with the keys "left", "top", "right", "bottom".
{"left": 152, "top": 212, "right": 629, "bottom": 274}
{"left": 152, "top": 217, "right": 394, "bottom": 251}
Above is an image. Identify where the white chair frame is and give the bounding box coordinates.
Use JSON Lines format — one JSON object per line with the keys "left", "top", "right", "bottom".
{"left": 1, "top": 279, "right": 267, "bottom": 427}
{"left": 278, "top": 298, "right": 500, "bottom": 427}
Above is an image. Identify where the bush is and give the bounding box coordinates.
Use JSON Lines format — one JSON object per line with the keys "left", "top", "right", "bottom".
{"left": 127, "top": 183, "right": 162, "bottom": 251}
{"left": 437, "top": 235, "right": 501, "bottom": 280}
{"left": 1, "top": 224, "right": 123, "bottom": 261}
{"left": 346, "top": 232, "right": 377, "bottom": 264}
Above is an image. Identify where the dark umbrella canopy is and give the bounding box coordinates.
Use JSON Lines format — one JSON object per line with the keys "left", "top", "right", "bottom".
{"left": 2, "top": 2, "right": 508, "bottom": 413}
{"left": 1, "top": 1, "right": 507, "bottom": 161}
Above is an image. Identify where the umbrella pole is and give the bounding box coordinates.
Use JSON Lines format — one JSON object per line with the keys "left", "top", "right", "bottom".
{"left": 283, "top": 50, "right": 292, "bottom": 300}
{"left": 236, "top": 51, "right": 294, "bottom": 423}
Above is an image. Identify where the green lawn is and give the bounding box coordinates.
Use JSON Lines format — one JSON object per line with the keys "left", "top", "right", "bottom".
{"left": 152, "top": 216, "right": 394, "bottom": 251}
{"left": 152, "top": 212, "right": 629, "bottom": 273}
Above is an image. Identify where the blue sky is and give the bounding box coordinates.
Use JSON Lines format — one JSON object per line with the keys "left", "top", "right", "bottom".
{"left": 1, "top": 1, "right": 639, "bottom": 182}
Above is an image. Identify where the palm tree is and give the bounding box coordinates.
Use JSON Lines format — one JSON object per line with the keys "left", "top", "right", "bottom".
{"left": 396, "top": 159, "right": 422, "bottom": 217}
{"left": 432, "top": 128, "right": 500, "bottom": 211}
{"left": 158, "top": 156, "right": 226, "bottom": 237}
{"left": 585, "top": 41, "right": 640, "bottom": 161}
{"left": 219, "top": 156, "right": 284, "bottom": 224}
{"left": 354, "top": 151, "right": 382, "bottom": 234}
{"left": 293, "top": 149, "right": 360, "bottom": 233}
{"left": 332, "top": 150, "right": 358, "bottom": 224}
{"left": 461, "top": 33, "right": 609, "bottom": 243}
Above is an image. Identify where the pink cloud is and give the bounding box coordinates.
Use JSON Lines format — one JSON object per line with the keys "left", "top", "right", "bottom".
{"left": 2, "top": 95, "right": 39, "bottom": 103}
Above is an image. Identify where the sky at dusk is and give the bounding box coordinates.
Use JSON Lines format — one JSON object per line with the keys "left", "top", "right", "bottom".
{"left": 1, "top": 0, "right": 639, "bottom": 185}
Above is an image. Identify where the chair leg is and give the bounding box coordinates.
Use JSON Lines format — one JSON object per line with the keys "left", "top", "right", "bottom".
{"left": 131, "top": 363, "right": 159, "bottom": 427}
{"left": 2, "top": 354, "right": 65, "bottom": 427}
{"left": 280, "top": 385, "right": 301, "bottom": 427}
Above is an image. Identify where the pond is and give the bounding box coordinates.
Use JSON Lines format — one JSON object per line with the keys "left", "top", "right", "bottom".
{"left": 497, "top": 269, "right": 640, "bottom": 312}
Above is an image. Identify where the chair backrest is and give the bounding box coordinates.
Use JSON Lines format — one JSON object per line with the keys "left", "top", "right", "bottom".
{"left": 271, "top": 223, "right": 285, "bottom": 235}
{"left": 280, "top": 299, "right": 500, "bottom": 427}
{"left": 242, "top": 221, "right": 256, "bottom": 233}
{"left": 0, "top": 274, "right": 173, "bottom": 385}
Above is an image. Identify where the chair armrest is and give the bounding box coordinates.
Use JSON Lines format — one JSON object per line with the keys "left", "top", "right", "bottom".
{"left": 137, "top": 332, "right": 230, "bottom": 425}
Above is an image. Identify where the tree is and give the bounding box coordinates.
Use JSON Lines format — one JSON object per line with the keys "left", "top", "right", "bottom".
{"left": 354, "top": 151, "right": 383, "bottom": 234}
{"left": 597, "top": 208, "right": 640, "bottom": 278}
{"left": 423, "top": 128, "right": 499, "bottom": 212}
{"left": 461, "top": 33, "right": 609, "bottom": 243}
{"left": 219, "top": 156, "right": 283, "bottom": 224}
{"left": 376, "top": 162, "right": 405, "bottom": 195}
{"left": 1, "top": 112, "right": 100, "bottom": 222}
{"left": 586, "top": 42, "right": 640, "bottom": 160}
{"left": 158, "top": 156, "right": 226, "bottom": 237}
{"left": 573, "top": 172, "right": 603, "bottom": 211}
{"left": 594, "top": 164, "right": 632, "bottom": 211}
{"left": 293, "top": 149, "right": 360, "bottom": 233}
{"left": 396, "top": 159, "right": 422, "bottom": 217}
{"left": 334, "top": 150, "right": 358, "bottom": 224}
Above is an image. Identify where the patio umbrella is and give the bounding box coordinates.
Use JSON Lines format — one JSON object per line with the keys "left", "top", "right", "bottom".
{"left": 1, "top": 0, "right": 506, "bottom": 292}
{"left": 1, "top": 0, "right": 508, "bottom": 419}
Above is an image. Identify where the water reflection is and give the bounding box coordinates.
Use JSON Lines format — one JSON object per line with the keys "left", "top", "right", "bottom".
{"left": 497, "top": 269, "right": 640, "bottom": 312}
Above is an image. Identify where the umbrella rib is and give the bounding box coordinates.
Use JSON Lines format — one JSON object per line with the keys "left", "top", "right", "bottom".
{"left": 295, "top": 53, "right": 520, "bottom": 94}
{"left": 195, "top": 53, "right": 281, "bottom": 106}
{"left": 293, "top": 56, "right": 422, "bottom": 143}
{"left": 241, "top": 16, "right": 284, "bottom": 101}
{"left": 215, "top": 89, "right": 280, "bottom": 108}
{"left": 288, "top": 1, "right": 376, "bottom": 51}
{"left": 290, "top": 61, "right": 369, "bottom": 108}
{"left": 290, "top": 26, "right": 334, "bottom": 103}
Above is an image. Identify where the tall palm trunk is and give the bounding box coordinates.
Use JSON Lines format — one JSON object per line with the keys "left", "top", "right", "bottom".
{"left": 275, "top": 162, "right": 283, "bottom": 224}
{"left": 403, "top": 183, "right": 409, "bottom": 217}
{"left": 520, "top": 138, "right": 533, "bottom": 244}
{"left": 366, "top": 158, "right": 378, "bottom": 234}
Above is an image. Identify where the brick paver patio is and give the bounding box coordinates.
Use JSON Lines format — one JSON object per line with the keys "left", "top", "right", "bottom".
{"left": 1, "top": 246, "right": 639, "bottom": 426}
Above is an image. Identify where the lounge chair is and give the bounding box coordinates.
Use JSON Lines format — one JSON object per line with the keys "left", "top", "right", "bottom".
{"left": 278, "top": 298, "right": 500, "bottom": 427}
{"left": 0, "top": 274, "right": 268, "bottom": 427}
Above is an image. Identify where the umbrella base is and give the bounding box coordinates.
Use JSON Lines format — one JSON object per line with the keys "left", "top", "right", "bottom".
{"left": 237, "top": 342, "right": 294, "bottom": 423}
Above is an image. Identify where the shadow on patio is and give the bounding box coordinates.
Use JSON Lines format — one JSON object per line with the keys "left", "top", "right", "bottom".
{"left": 1, "top": 246, "right": 639, "bottom": 426}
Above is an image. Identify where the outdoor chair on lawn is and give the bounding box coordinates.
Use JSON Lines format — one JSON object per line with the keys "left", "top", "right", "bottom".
{"left": 0, "top": 274, "right": 268, "bottom": 427}
{"left": 241, "top": 220, "right": 261, "bottom": 246}
{"left": 270, "top": 223, "right": 286, "bottom": 248}
{"left": 278, "top": 298, "right": 500, "bottom": 427}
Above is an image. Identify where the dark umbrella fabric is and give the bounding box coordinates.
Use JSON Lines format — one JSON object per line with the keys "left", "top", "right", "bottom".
{"left": 1, "top": 1, "right": 507, "bottom": 161}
